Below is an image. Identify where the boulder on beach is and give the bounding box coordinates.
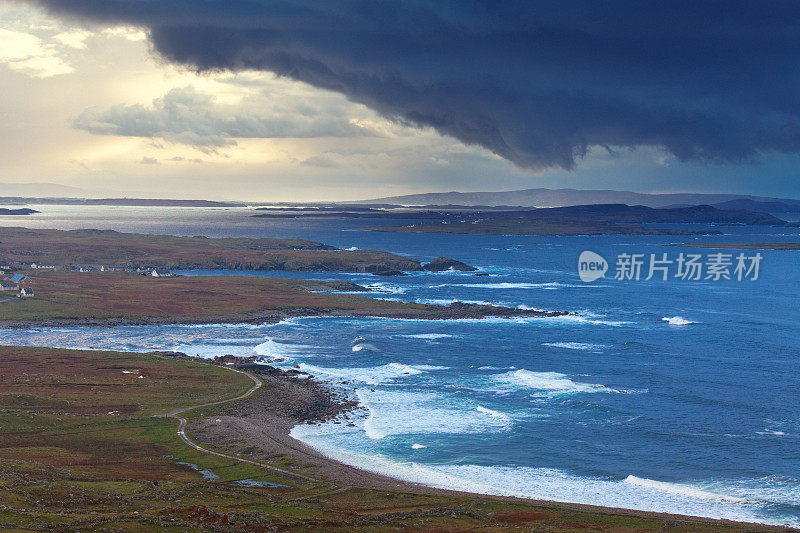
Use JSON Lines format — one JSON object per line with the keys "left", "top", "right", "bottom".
{"left": 423, "top": 257, "right": 477, "bottom": 272}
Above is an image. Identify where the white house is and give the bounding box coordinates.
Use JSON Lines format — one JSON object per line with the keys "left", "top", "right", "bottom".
{"left": 18, "top": 288, "right": 34, "bottom": 298}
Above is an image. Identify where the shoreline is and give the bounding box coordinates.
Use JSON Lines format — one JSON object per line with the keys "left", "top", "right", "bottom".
{"left": 188, "top": 361, "right": 793, "bottom": 531}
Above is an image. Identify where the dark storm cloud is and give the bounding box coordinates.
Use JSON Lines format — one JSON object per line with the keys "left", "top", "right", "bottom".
{"left": 29, "top": 0, "right": 800, "bottom": 170}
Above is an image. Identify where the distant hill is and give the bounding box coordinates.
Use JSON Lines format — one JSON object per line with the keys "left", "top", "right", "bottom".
{"left": 710, "top": 199, "right": 800, "bottom": 215}
{"left": 368, "top": 204, "right": 793, "bottom": 236}
{"left": 0, "top": 182, "right": 86, "bottom": 197}
{"left": 353, "top": 188, "right": 800, "bottom": 210}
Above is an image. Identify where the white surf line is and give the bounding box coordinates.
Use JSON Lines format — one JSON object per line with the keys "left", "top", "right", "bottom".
{"left": 160, "top": 364, "right": 319, "bottom": 483}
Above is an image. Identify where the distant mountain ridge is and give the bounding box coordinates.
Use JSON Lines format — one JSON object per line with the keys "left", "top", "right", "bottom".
{"left": 0, "top": 183, "right": 86, "bottom": 197}
{"left": 708, "top": 199, "right": 800, "bottom": 214}
{"left": 354, "top": 188, "right": 800, "bottom": 210}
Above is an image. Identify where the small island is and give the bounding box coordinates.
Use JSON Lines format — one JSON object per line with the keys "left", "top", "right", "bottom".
{"left": 367, "top": 204, "right": 792, "bottom": 236}
{"left": 0, "top": 208, "right": 39, "bottom": 215}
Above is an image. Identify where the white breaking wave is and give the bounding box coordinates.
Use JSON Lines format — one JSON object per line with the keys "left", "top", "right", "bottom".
{"left": 254, "top": 338, "right": 313, "bottom": 358}
{"left": 476, "top": 405, "right": 512, "bottom": 421}
{"left": 492, "top": 369, "right": 618, "bottom": 395}
{"left": 411, "top": 443, "right": 427, "bottom": 449}
{"left": 287, "top": 428, "right": 792, "bottom": 526}
{"left": 431, "top": 281, "right": 578, "bottom": 290}
{"left": 662, "top": 316, "right": 699, "bottom": 326}
{"left": 542, "top": 342, "right": 606, "bottom": 351}
{"left": 365, "top": 282, "right": 407, "bottom": 294}
{"left": 297, "top": 362, "right": 447, "bottom": 385}
{"left": 523, "top": 314, "right": 633, "bottom": 327}
{"left": 397, "top": 333, "right": 456, "bottom": 340}
{"left": 352, "top": 343, "right": 380, "bottom": 352}
{"left": 624, "top": 476, "right": 748, "bottom": 503}
{"left": 357, "top": 389, "right": 513, "bottom": 439}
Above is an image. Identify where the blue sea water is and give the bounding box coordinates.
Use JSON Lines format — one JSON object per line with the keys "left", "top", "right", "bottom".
{"left": 1, "top": 205, "right": 799, "bottom": 525}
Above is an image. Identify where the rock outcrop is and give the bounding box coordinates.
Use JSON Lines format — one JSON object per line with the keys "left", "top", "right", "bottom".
{"left": 422, "top": 257, "right": 477, "bottom": 272}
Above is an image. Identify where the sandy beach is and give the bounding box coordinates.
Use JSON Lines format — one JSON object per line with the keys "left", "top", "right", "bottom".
{"left": 185, "top": 362, "right": 793, "bottom": 531}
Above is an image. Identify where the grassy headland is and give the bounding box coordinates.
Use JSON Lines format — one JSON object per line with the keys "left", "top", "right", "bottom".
{"left": 0, "top": 346, "right": 782, "bottom": 532}
{"left": 0, "top": 271, "right": 561, "bottom": 326}
{"left": 0, "top": 227, "right": 422, "bottom": 272}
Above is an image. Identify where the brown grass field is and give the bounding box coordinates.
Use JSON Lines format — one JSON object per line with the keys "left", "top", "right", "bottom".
{"left": 0, "top": 271, "right": 547, "bottom": 325}
{"left": 0, "top": 227, "right": 422, "bottom": 272}
{"left": 0, "top": 346, "right": 783, "bottom": 532}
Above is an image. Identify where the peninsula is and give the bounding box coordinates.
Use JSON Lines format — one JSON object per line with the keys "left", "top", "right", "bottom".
{"left": 0, "top": 271, "right": 565, "bottom": 327}
{"left": 0, "top": 227, "right": 421, "bottom": 273}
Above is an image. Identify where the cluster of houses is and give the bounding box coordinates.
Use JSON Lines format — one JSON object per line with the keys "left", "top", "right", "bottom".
{"left": 30, "top": 263, "right": 173, "bottom": 277}
{"left": 0, "top": 263, "right": 177, "bottom": 300}
{"left": 29, "top": 263, "right": 57, "bottom": 270}
{"left": 137, "top": 267, "right": 175, "bottom": 278}
{"left": 0, "top": 272, "right": 33, "bottom": 298}
{"left": 70, "top": 265, "right": 121, "bottom": 273}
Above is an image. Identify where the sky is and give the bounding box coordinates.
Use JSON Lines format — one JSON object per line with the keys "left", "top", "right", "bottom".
{"left": 1, "top": 1, "right": 799, "bottom": 201}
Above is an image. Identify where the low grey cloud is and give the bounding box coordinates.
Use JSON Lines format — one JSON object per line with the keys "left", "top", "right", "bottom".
{"left": 73, "top": 85, "right": 377, "bottom": 148}
{"left": 165, "top": 156, "right": 203, "bottom": 164}
{"left": 27, "top": 0, "right": 800, "bottom": 172}
{"left": 300, "top": 154, "right": 338, "bottom": 169}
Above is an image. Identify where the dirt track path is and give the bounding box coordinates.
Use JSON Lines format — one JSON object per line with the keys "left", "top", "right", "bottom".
{"left": 161, "top": 365, "right": 319, "bottom": 483}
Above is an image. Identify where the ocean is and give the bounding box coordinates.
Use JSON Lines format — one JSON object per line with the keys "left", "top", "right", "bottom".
{"left": 1, "top": 205, "right": 798, "bottom": 525}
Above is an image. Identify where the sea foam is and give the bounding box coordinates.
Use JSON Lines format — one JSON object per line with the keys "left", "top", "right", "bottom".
{"left": 662, "top": 316, "right": 699, "bottom": 326}
{"left": 492, "top": 369, "right": 618, "bottom": 395}
{"left": 624, "top": 475, "right": 748, "bottom": 503}
{"left": 254, "top": 338, "right": 313, "bottom": 358}
{"left": 297, "top": 362, "right": 447, "bottom": 385}
{"left": 542, "top": 342, "right": 606, "bottom": 351}
{"left": 431, "top": 281, "right": 577, "bottom": 290}
{"left": 287, "top": 427, "right": 790, "bottom": 526}
{"left": 397, "top": 333, "right": 456, "bottom": 340}
{"left": 357, "top": 389, "right": 512, "bottom": 439}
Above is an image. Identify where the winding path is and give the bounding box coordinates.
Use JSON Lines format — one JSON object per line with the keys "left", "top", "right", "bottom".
{"left": 162, "top": 365, "right": 319, "bottom": 483}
